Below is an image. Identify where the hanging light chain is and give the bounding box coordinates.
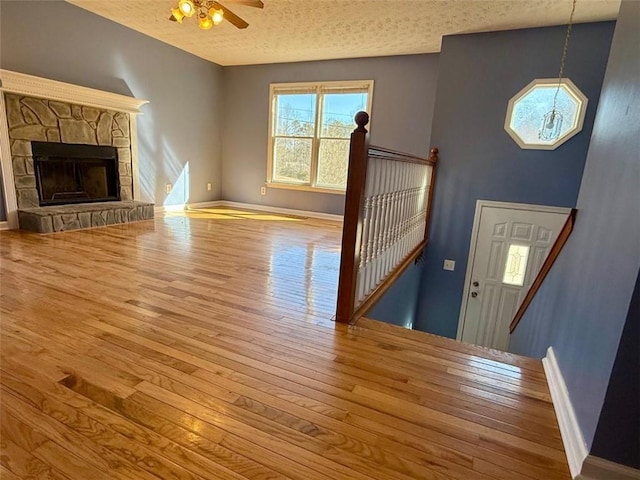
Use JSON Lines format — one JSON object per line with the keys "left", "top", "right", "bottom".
{"left": 552, "top": 0, "right": 578, "bottom": 112}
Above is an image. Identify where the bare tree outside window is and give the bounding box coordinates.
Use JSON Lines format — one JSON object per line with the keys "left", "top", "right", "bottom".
{"left": 268, "top": 81, "right": 373, "bottom": 191}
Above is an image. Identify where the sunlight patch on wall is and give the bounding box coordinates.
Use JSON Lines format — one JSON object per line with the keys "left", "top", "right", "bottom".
{"left": 165, "top": 161, "right": 190, "bottom": 206}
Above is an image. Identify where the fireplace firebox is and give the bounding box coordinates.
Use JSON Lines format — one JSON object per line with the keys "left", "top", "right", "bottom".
{"left": 32, "top": 142, "right": 120, "bottom": 206}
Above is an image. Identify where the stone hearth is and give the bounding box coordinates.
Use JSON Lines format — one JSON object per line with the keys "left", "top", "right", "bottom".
{"left": 18, "top": 201, "right": 154, "bottom": 233}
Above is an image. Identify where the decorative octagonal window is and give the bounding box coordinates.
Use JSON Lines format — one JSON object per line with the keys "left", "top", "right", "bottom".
{"left": 505, "top": 78, "right": 588, "bottom": 150}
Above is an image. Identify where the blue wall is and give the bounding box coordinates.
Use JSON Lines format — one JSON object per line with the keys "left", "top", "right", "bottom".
{"left": 367, "top": 261, "right": 423, "bottom": 328}
{"left": 591, "top": 269, "right": 640, "bottom": 468}
{"left": 510, "top": 0, "right": 639, "bottom": 459}
{"left": 413, "top": 22, "right": 615, "bottom": 338}
{"left": 0, "top": 1, "right": 223, "bottom": 212}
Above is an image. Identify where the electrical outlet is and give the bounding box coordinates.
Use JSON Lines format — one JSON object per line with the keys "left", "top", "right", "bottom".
{"left": 443, "top": 259, "right": 455, "bottom": 271}
{"left": 207, "top": 182, "right": 212, "bottom": 191}
{"left": 165, "top": 183, "right": 172, "bottom": 194}
{"left": 260, "top": 186, "right": 266, "bottom": 196}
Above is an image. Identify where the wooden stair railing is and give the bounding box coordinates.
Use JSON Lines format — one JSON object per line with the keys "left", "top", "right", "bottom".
{"left": 510, "top": 208, "right": 578, "bottom": 333}
{"left": 336, "top": 111, "right": 438, "bottom": 324}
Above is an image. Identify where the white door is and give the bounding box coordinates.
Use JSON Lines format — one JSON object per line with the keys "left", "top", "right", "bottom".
{"left": 458, "top": 201, "right": 570, "bottom": 351}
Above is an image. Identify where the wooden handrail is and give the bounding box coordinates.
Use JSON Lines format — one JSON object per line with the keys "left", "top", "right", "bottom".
{"left": 510, "top": 208, "right": 578, "bottom": 333}
{"left": 423, "top": 148, "right": 438, "bottom": 241}
{"left": 335, "top": 110, "right": 438, "bottom": 324}
{"left": 368, "top": 146, "right": 438, "bottom": 166}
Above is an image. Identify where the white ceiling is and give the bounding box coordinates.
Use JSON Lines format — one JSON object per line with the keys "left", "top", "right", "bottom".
{"left": 66, "top": 0, "right": 620, "bottom": 66}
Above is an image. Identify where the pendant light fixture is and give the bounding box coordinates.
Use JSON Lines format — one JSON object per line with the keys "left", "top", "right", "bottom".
{"left": 504, "top": 0, "right": 588, "bottom": 150}
{"left": 539, "top": 0, "right": 577, "bottom": 141}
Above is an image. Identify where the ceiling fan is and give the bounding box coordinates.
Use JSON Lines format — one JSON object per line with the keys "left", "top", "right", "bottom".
{"left": 169, "top": 0, "right": 264, "bottom": 30}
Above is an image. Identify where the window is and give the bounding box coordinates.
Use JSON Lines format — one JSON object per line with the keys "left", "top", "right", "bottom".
{"left": 267, "top": 81, "right": 373, "bottom": 193}
{"left": 504, "top": 78, "right": 588, "bottom": 150}
{"left": 502, "top": 244, "right": 530, "bottom": 286}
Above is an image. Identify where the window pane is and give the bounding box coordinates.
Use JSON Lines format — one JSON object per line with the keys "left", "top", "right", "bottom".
{"left": 510, "top": 85, "right": 580, "bottom": 145}
{"left": 321, "top": 93, "right": 368, "bottom": 138}
{"left": 502, "top": 244, "right": 530, "bottom": 286}
{"left": 275, "top": 94, "right": 316, "bottom": 137}
{"left": 273, "top": 137, "right": 312, "bottom": 183}
{"left": 317, "top": 138, "right": 350, "bottom": 188}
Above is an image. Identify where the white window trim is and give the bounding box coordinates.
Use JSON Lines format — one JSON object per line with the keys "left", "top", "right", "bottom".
{"left": 266, "top": 80, "right": 374, "bottom": 194}
{"left": 504, "top": 78, "right": 588, "bottom": 151}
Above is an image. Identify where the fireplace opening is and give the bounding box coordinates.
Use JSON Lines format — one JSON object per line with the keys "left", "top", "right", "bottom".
{"left": 32, "top": 141, "right": 120, "bottom": 206}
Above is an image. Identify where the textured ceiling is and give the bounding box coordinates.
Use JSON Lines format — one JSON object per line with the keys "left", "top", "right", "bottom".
{"left": 66, "top": 0, "right": 620, "bottom": 66}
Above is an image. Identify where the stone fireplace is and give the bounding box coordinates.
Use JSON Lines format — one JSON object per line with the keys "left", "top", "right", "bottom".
{"left": 6, "top": 93, "right": 135, "bottom": 208}
{"left": 0, "top": 70, "right": 154, "bottom": 232}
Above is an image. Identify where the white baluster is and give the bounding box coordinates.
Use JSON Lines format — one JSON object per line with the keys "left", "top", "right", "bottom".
{"left": 381, "top": 160, "right": 393, "bottom": 292}
{"left": 357, "top": 196, "right": 370, "bottom": 304}
{"left": 385, "top": 160, "right": 397, "bottom": 278}
{"left": 368, "top": 166, "right": 380, "bottom": 297}
{"left": 386, "top": 163, "right": 399, "bottom": 277}
{"left": 407, "top": 163, "right": 416, "bottom": 255}
{"left": 370, "top": 159, "right": 386, "bottom": 294}
{"left": 397, "top": 162, "right": 410, "bottom": 266}
{"left": 357, "top": 156, "right": 379, "bottom": 304}
{"left": 373, "top": 160, "right": 385, "bottom": 287}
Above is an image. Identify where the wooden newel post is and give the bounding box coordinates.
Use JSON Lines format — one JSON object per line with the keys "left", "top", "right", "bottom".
{"left": 427, "top": 147, "right": 439, "bottom": 163}
{"left": 336, "top": 111, "right": 370, "bottom": 323}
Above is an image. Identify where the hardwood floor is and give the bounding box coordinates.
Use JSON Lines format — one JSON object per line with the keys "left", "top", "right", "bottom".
{"left": 0, "top": 207, "right": 570, "bottom": 480}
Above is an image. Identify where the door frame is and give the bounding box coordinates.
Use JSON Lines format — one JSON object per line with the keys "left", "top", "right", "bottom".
{"left": 456, "top": 200, "right": 572, "bottom": 342}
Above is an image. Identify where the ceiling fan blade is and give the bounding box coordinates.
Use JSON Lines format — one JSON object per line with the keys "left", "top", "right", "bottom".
{"left": 225, "top": 0, "right": 264, "bottom": 8}
{"left": 212, "top": 1, "right": 250, "bottom": 29}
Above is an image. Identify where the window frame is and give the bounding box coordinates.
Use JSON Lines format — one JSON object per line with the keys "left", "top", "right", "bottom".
{"left": 504, "top": 78, "right": 588, "bottom": 151}
{"left": 266, "top": 80, "right": 374, "bottom": 194}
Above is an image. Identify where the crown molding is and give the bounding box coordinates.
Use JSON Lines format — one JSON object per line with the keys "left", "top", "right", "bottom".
{"left": 0, "top": 69, "right": 148, "bottom": 114}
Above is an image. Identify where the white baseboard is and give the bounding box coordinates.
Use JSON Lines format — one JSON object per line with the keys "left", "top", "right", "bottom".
{"left": 154, "top": 203, "right": 195, "bottom": 214}
{"left": 0, "top": 220, "right": 10, "bottom": 231}
{"left": 578, "top": 456, "right": 640, "bottom": 480}
{"left": 211, "top": 200, "right": 343, "bottom": 222}
{"left": 543, "top": 346, "right": 589, "bottom": 478}
{"left": 187, "top": 201, "right": 223, "bottom": 210}
{"left": 156, "top": 200, "right": 343, "bottom": 223}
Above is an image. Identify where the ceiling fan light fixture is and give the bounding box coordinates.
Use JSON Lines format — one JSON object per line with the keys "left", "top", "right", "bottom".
{"left": 210, "top": 8, "right": 224, "bottom": 25}
{"left": 169, "top": 7, "right": 185, "bottom": 23}
{"left": 198, "top": 13, "right": 214, "bottom": 30}
{"left": 167, "top": 0, "right": 260, "bottom": 30}
{"left": 178, "top": 0, "right": 196, "bottom": 17}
